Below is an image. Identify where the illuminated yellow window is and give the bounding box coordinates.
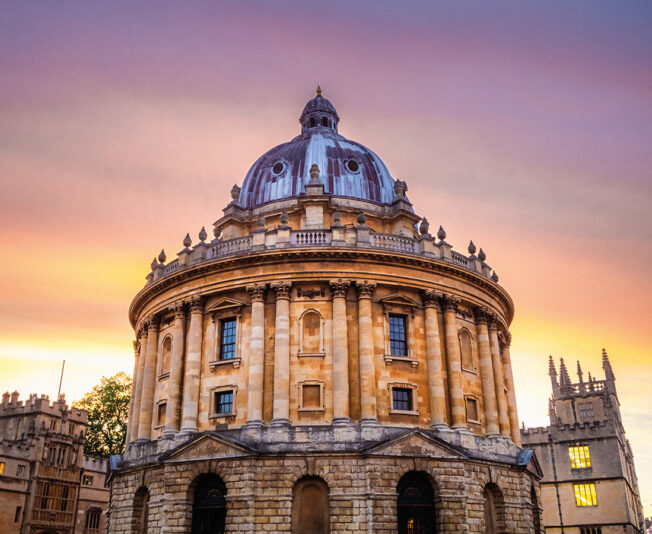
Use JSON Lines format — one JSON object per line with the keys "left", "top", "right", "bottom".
{"left": 569, "top": 445, "right": 591, "bottom": 468}
{"left": 0, "top": 461, "right": 4, "bottom": 474}
{"left": 574, "top": 483, "right": 597, "bottom": 506}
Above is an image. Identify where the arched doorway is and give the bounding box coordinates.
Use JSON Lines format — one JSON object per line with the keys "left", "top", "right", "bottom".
{"left": 397, "top": 471, "right": 436, "bottom": 534}
{"left": 483, "top": 483, "right": 505, "bottom": 534}
{"left": 531, "top": 485, "right": 541, "bottom": 534}
{"left": 132, "top": 487, "right": 149, "bottom": 534}
{"left": 291, "top": 476, "right": 330, "bottom": 534}
{"left": 191, "top": 474, "right": 227, "bottom": 534}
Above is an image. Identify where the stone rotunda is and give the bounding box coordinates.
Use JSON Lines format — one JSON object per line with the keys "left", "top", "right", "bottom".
{"left": 108, "top": 89, "right": 542, "bottom": 534}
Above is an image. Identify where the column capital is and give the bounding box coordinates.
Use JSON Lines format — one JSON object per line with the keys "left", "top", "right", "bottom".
{"left": 246, "top": 283, "right": 267, "bottom": 302}
{"left": 421, "top": 289, "right": 443, "bottom": 309}
{"left": 132, "top": 339, "right": 139, "bottom": 354}
{"left": 473, "top": 306, "right": 491, "bottom": 324}
{"left": 355, "top": 280, "right": 376, "bottom": 299}
{"left": 329, "top": 279, "right": 350, "bottom": 298}
{"left": 441, "top": 294, "right": 461, "bottom": 313}
{"left": 271, "top": 280, "right": 292, "bottom": 300}
{"left": 187, "top": 294, "right": 204, "bottom": 313}
{"left": 170, "top": 300, "right": 187, "bottom": 320}
{"left": 503, "top": 331, "right": 512, "bottom": 348}
{"left": 488, "top": 314, "right": 500, "bottom": 331}
{"left": 144, "top": 314, "right": 161, "bottom": 332}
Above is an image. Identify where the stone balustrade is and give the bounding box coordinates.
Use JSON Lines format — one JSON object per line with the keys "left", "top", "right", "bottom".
{"left": 147, "top": 227, "right": 498, "bottom": 286}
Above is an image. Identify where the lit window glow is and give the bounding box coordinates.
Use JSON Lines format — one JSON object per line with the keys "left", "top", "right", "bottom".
{"left": 569, "top": 445, "right": 591, "bottom": 468}
{"left": 574, "top": 483, "right": 597, "bottom": 506}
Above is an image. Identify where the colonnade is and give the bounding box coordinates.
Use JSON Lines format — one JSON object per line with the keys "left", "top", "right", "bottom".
{"left": 127, "top": 280, "right": 520, "bottom": 446}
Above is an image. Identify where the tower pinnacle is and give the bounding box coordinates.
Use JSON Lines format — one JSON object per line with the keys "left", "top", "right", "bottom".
{"left": 559, "top": 357, "right": 570, "bottom": 386}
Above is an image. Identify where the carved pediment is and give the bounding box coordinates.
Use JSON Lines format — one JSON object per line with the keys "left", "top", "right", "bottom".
{"left": 163, "top": 433, "right": 252, "bottom": 462}
{"left": 367, "top": 429, "right": 466, "bottom": 458}
{"left": 206, "top": 297, "right": 246, "bottom": 314}
{"left": 379, "top": 294, "right": 420, "bottom": 309}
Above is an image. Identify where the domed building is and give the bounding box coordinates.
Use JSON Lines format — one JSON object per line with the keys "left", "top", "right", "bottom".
{"left": 108, "top": 89, "right": 542, "bottom": 534}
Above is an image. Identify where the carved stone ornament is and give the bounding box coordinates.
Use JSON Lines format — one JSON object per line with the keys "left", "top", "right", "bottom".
{"left": 183, "top": 233, "right": 192, "bottom": 248}
{"left": 419, "top": 217, "right": 430, "bottom": 236}
{"left": 421, "top": 289, "right": 442, "bottom": 309}
{"left": 356, "top": 212, "right": 367, "bottom": 226}
{"left": 355, "top": 280, "right": 376, "bottom": 299}
{"left": 437, "top": 225, "right": 446, "bottom": 241}
{"left": 280, "top": 212, "right": 290, "bottom": 226}
{"left": 158, "top": 249, "right": 167, "bottom": 263}
{"left": 171, "top": 301, "right": 186, "bottom": 320}
{"left": 440, "top": 294, "right": 461, "bottom": 313}
{"left": 332, "top": 211, "right": 342, "bottom": 226}
{"left": 473, "top": 306, "right": 491, "bottom": 324}
{"left": 145, "top": 314, "right": 161, "bottom": 332}
{"left": 257, "top": 215, "right": 266, "bottom": 229}
{"left": 198, "top": 226, "right": 208, "bottom": 242}
{"left": 271, "top": 280, "right": 292, "bottom": 300}
{"left": 188, "top": 295, "right": 204, "bottom": 313}
{"left": 329, "top": 279, "right": 350, "bottom": 298}
{"left": 393, "top": 179, "right": 407, "bottom": 197}
{"left": 231, "top": 184, "right": 241, "bottom": 201}
{"left": 296, "top": 287, "right": 325, "bottom": 299}
{"left": 246, "top": 283, "right": 267, "bottom": 302}
{"left": 309, "top": 164, "right": 321, "bottom": 184}
{"left": 504, "top": 332, "right": 512, "bottom": 348}
{"left": 488, "top": 314, "right": 500, "bottom": 331}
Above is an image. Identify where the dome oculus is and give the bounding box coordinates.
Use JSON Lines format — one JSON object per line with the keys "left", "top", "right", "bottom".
{"left": 272, "top": 161, "right": 286, "bottom": 176}
{"left": 345, "top": 159, "right": 360, "bottom": 174}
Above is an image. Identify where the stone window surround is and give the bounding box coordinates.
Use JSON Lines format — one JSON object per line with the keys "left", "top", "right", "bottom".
{"left": 157, "top": 333, "right": 172, "bottom": 380}
{"left": 297, "top": 308, "right": 326, "bottom": 358}
{"left": 380, "top": 295, "right": 419, "bottom": 367}
{"left": 208, "top": 300, "right": 244, "bottom": 370}
{"left": 387, "top": 382, "right": 419, "bottom": 416}
{"left": 458, "top": 327, "right": 478, "bottom": 374}
{"left": 464, "top": 395, "right": 481, "bottom": 424}
{"left": 154, "top": 399, "right": 167, "bottom": 429}
{"left": 209, "top": 385, "right": 238, "bottom": 418}
{"left": 297, "top": 380, "right": 326, "bottom": 412}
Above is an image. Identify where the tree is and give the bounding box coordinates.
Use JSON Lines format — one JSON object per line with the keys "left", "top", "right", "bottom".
{"left": 74, "top": 372, "right": 132, "bottom": 458}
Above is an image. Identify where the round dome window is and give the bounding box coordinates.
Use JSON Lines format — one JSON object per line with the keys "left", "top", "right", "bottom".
{"left": 272, "top": 161, "right": 286, "bottom": 176}
{"left": 346, "top": 160, "right": 360, "bottom": 173}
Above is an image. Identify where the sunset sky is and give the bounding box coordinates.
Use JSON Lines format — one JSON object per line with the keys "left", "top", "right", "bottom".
{"left": 1, "top": 0, "right": 651, "bottom": 515}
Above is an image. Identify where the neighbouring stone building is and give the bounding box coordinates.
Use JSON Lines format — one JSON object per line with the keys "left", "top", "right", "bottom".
{"left": 0, "top": 392, "right": 109, "bottom": 534}
{"left": 521, "top": 351, "right": 644, "bottom": 534}
{"left": 108, "top": 89, "right": 543, "bottom": 533}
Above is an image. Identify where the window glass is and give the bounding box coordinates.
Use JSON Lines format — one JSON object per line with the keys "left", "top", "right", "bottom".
{"left": 82, "top": 474, "right": 94, "bottom": 486}
{"left": 220, "top": 318, "right": 237, "bottom": 360}
{"left": 0, "top": 461, "right": 4, "bottom": 474}
{"left": 569, "top": 445, "right": 591, "bottom": 468}
{"left": 389, "top": 314, "right": 407, "bottom": 356}
{"left": 577, "top": 402, "right": 594, "bottom": 419}
{"left": 215, "top": 391, "right": 234, "bottom": 414}
{"left": 393, "top": 388, "right": 412, "bottom": 411}
{"left": 574, "top": 483, "right": 597, "bottom": 506}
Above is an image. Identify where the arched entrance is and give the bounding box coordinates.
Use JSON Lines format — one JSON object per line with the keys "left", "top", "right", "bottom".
{"left": 291, "top": 476, "right": 330, "bottom": 534}
{"left": 191, "top": 474, "right": 227, "bottom": 534}
{"left": 483, "top": 483, "right": 505, "bottom": 534}
{"left": 397, "top": 471, "right": 436, "bottom": 534}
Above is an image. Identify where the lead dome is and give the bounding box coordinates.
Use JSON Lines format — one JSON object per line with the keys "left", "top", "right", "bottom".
{"left": 238, "top": 88, "right": 402, "bottom": 209}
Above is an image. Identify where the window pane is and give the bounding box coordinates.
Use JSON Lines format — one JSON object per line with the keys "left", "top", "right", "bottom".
{"left": 392, "top": 388, "right": 412, "bottom": 411}
{"left": 220, "top": 318, "right": 237, "bottom": 360}
{"left": 569, "top": 446, "right": 591, "bottom": 468}
{"left": 216, "top": 391, "right": 233, "bottom": 414}
{"left": 389, "top": 314, "right": 407, "bottom": 356}
{"left": 574, "top": 484, "right": 597, "bottom": 506}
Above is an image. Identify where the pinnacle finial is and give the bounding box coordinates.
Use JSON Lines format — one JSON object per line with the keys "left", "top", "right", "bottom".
{"left": 198, "top": 226, "right": 207, "bottom": 243}
{"left": 316, "top": 85, "right": 322, "bottom": 96}
{"left": 559, "top": 357, "right": 570, "bottom": 385}
{"left": 577, "top": 360, "right": 584, "bottom": 383}
{"left": 183, "top": 233, "right": 192, "bottom": 248}
{"left": 602, "top": 347, "right": 615, "bottom": 381}
{"left": 548, "top": 355, "right": 557, "bottom": 376}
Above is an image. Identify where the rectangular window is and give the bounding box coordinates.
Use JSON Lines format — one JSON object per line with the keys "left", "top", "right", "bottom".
{"left": 14, "top": 506, "right": 21, "bottom": 523}
{"left": 156, "top": 403, "right": 166, "bottom": 427}
{"left": 220, "top": 317, "right": 237, "bottom": 360}
{"left": 82, "top": 474, "right": 94, "bottom": 486}
{"left": 574, "top": 483, "right": 598, "bottom": 507}
{"left": 577, "top": 402, "right": 594, "bottom": 419}
{"left": 86, "top": 508, "right": 101, "bottom": 531}
{"left": 16, "top": 464, "right": 25, "bottom": 476}
{"left": 0, "top": 461, "right": 4, "bottom": 474}
{"left": 465, "top": 397, "right": 479, "bottom": 422}
{"left": 215, "top": 391, "right": 234, "bottom": 415}
{"left": 569, "top": 445, "right": 591, "bottom": 469}
{"left": 392, "top": 388, "right": 413, "bottom": 411}
{"left": 389, "top": 314, "right": 407, "bottom": 356}
{"left": 580, "top": 528, "right": 602, "bottom": 534}
{"left": 302, "top": 385, "right": 321, "bottom": 409}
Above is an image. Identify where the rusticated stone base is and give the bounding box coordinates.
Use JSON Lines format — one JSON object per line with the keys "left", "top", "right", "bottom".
{"left": 108, "top": 425, "right": 542, "bottom": 534}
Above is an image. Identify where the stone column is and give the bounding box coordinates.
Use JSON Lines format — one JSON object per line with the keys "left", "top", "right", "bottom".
{"left": 163, "top": 302, "right": 186, "bottom": 437}
{"left": 127, "top": 337, "right": 142, "bottom": 444}
{"left": 356, "top": 281, "right": 377, "bottom": 425}
{"left": 180, "top": 295, "right": 204, "bottom": 434}
{"left": 442, "top": 295, "right": 465, "bottom": 429}
{"left": 271, "top": 281, "right": 292, "bottom": 425}
{"left": 245, "top": 284, "right": 266, "bottom": 427}
{"left": 422, "top": 290, "right": 447, "bottom": 429}
{"left": 489, "top": 318, "right": 510, "bottom": 438}
{"left": 474, "top": 307, "right": 500, "bottom": 436}
{"left": 502, "top": 333, "right": 522, "bottom": 445}
{"left": 330, "top": 279, "right": 350, "bottom": 424}
{"left": 137, "top": 315, "right": 160, "bottom": 441}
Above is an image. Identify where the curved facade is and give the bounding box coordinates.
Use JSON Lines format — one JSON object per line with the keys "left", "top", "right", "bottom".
{"left": 108, "top": 91, "right": 542, "bottom": 534}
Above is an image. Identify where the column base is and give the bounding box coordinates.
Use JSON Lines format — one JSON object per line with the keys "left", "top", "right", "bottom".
{"left": 360, "top": 417, "right": 380, "bottom": 427}
{"left": 177, "top": 428, "right": 198, "bottom": 439}
{"left": 160, "top": 430, "right": 177, "bottom": 440}
{"left": 242, "top": 419, "right": 264, "bottom": 429}
{"left": 332, "top": 416, "right": 354, "bottom": 426}
{"left": 270, "top": 418, "right": 291, "bottom": 427}
{"left": 430, "top": 422, "right": 450, "bottom": 431}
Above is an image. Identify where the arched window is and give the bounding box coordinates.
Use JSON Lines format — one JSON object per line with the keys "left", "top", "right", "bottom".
{"left": 84, "top": 506, "right": 101, "bottom": 533}
{"left": 192, "top": 474, "right": 227, "bottom": 534}
{"left": 160, "top": 336, "right": 172, "bottom": 376}
{"left": 483, "top": 483, "right": 505, "bottom": 534}
{"left": 132, "top": 487, "right": 149, "bottom": 534}
{"left": 397, "top": 471, "right": 436, "bottom": 534}
{"left": 531, "top": 485, "right": 541, "bottom": 533}
{"left": 321, "top": 117, "right": 329, "bottom": 127}
{"left": 459, "top": 329, "right": 474, "bottom": 370}
{"left": 292, "top": 476, "right": 329, "bottom": 534}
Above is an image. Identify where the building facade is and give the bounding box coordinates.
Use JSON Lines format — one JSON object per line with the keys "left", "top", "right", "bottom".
{"left": 109, "top": 90, "right": 542, "bottom": 533}
{"left": 0, "top": 392, "right": 109, "bottom": 534}
{"left": 521, "top": 352, "right": 644, "bottom": 534}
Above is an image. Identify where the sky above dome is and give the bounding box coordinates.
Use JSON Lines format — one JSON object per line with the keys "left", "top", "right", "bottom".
{"left": 1, "top": 0, "right": 651, "bottom": 514}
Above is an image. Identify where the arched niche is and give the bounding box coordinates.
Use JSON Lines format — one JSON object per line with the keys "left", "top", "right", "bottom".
{"left": 291, "top": 476, "right": 330, "bottom": 534}
{"left": 459, "top": 328, "right": 475, "bottom": 371}
{"left": 298, "top": 309, "right": 325, "bottom": 357}
{"left": 159, "top": 335, "right": 172, "bottom": 377}
{"left": 397, "top": 471, "right": 436, "bottom": 534}
{"left": 191, "top": 474, "right": 227, "bottom": 534}
{"left": 483, "top": 483, "right": 506, "bottom": 534}
{"left": 132, "top": 486, "right": 149, "bottom": 534}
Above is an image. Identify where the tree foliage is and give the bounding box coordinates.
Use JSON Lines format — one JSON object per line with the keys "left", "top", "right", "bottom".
{"left": 74, "top": 372, "right": 132, "bottom": 458}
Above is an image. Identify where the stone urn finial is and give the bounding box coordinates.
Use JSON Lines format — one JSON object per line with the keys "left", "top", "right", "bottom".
{"left": 437, "top": 225, "right": 446, "bottom": 241}
{"left": 213, "top": 226, "right": 221, "bottom": 240}
{"left": 468, "top": 241, "right": 476, "bottom": 255}
{"left": 231, "top": 184, "right": 241, "bottom": 202}
{"left": 419, "top": 217, "right": 430, "bottom": 236}
{"left": 333, "top": 211, "right": 342, "bottom": 226}
{"left": 478, "top": 248, "right": 486, "bottom": 262}
{"left": 357, "top": 212, "right": 367, "bottom": 226}
{"left": 491, "top": 271, "right": 499, "bottom": 282}
{"left": 198, "top": 226, "right": 207, "bottom": 243}
{"left": 150, "top": 257, "right": 158, "bottom": 270}
{"left": 183, "top": 233, "right": 192, "bottom": 248}
{"left": 309, "top": 164, "right": 321, "bottom": 184}
{"left": 394, "top": 179, "right": 407, "bottom": 197}
{"left": 280, "top": 212, "right": 289, "bottom": 226}
{"left": 257, "top": 215, "right": 266, "bottom": 229}
{"left": 158, "top": 249, "right": 167, "bottom": 263}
